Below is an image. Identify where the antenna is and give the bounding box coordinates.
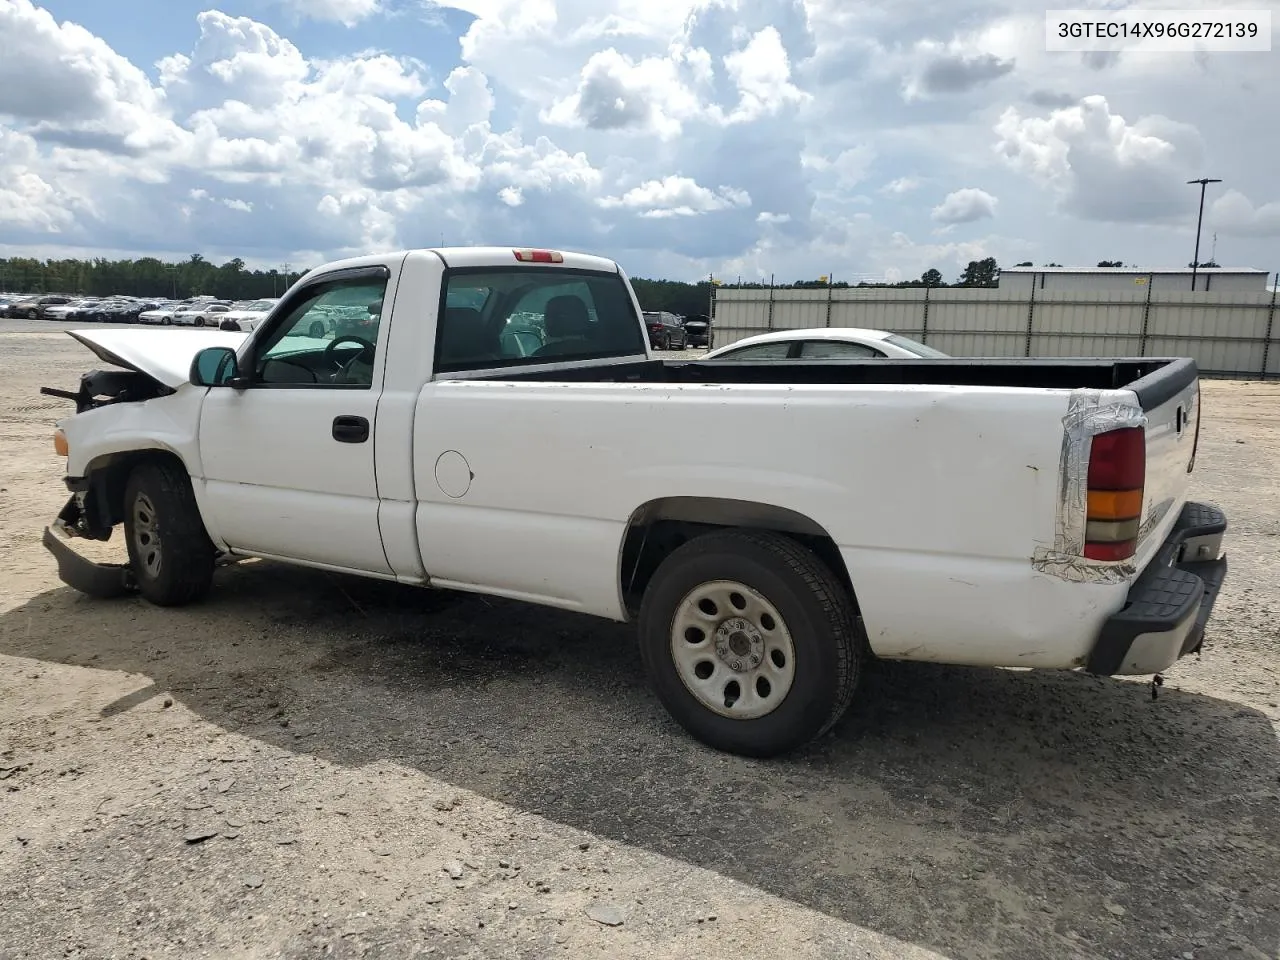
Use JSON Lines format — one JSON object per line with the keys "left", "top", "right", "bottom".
{"left": 1211, "top": 232, "right": 1218, "bottom": 263}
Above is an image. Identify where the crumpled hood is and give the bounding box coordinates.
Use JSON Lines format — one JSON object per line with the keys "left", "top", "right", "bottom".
{"left": 67, "top": 328, "right": 249, "bottom": 388}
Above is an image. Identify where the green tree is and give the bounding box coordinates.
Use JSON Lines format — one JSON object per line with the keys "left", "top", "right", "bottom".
{"left": 957, "top": 257, "right": 999, "bottom": 287}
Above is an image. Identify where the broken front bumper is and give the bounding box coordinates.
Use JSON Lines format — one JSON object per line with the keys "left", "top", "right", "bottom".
{"left": 1085, "top": 501, "right": 1228, "bottom": 677}
{"left": 42, "top": 515, "right": 136, "bottom": 600}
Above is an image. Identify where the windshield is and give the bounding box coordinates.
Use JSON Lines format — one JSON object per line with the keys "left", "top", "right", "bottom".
{"left": 885, "top": 333, "right": 950, "bottom": 358}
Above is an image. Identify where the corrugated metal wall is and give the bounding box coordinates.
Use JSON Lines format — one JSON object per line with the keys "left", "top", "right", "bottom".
{"left": 710, "top": 286, "right": 1280, "bottom": 378}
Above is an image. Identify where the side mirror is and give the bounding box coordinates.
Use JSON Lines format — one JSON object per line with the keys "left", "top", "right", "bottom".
{"left": 190, "top": 346, "right": 244, "bottom": 388}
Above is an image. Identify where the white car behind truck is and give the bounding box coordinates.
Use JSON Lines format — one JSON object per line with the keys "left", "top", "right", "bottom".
{"left": 39, "top": 247, "right": 1229, "bottom": 757}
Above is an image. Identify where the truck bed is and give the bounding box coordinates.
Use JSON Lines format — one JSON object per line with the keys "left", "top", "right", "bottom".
{"left": 485, "top": 356, "right": 1196, "bottom": 409}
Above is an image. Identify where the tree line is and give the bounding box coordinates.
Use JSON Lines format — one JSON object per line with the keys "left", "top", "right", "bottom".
{"left": 2, "top": 252, "right": 1038, "bottom": 318}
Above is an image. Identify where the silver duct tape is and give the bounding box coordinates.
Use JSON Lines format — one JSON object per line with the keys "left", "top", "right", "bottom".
{"left": 1032, "top": 388, "right": 1146, "bottom": 582}
{"left": 1031, "top": 546, "right": 1137, "bottom": 584}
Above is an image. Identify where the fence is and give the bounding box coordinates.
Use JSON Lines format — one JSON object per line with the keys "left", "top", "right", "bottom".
{"left": 710, "top": 283, "right": 1280, "bottom": 379}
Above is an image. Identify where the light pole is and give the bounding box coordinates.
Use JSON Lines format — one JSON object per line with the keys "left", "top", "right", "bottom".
{"left": 1187, "top": 177, "right": 1221, "bottom": 291}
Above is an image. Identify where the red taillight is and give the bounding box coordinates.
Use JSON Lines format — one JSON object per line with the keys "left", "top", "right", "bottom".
{"left": 513, "top": 249, "right": 564, "bottom": 263}
{"left": 1083, "top": 426, "right": 1145, "bottom": 561}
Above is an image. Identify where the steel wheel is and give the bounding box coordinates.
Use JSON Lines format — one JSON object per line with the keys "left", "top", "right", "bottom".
{"left": 670, "top": 579, "right": 797, "bottom": 720}
{"left": 131, "top": 492, "right": 163, "bottom": 579}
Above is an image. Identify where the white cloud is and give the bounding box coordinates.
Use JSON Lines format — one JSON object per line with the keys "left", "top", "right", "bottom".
{"left": 722, "top": 26, "right": 809, "bottom": 122}
{"left": 0, "top": 0, "right": 1277, "bottom": 283}
{"left": 542, "top": 47, "right": 714, "bottom": 139}
{"left": 830, "top": 146, "right": 874, "bottom": 187}
{"left": 932, "top": 187, "right": 998, "bottom": 225}
{"left": 0, "top": 128, "right": 82, "bottom": 233}
{"left": 598, "top": 176, "right": 751, "bottom": 218}
{"left": 994, "top": 95, "right": 1204, "bottom": 224}
{"left": 881, "top": 177, "right": 922, "bottom": 196}
{"left": 1209, "top": 190, "right": 1280, "bottom": 239}
{"left": 274, "top": 0, "right": 383, "bottom": 27}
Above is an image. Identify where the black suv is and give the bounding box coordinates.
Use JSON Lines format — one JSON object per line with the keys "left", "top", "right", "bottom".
{"left": 644, "top": 311, "right": 688, "bottom": 350}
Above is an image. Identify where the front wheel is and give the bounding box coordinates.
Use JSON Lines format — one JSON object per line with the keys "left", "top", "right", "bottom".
{"left": 638, "top": 529, "right": 863, "bottom": 757}
{"left": 123, "top": 460, "right": 217, "bottom": 606}
{"left": 309, "top": 320, "right": 326, "bottom": 339}
{"left": 28, "top": 309, "right": 38, "bottom": 320}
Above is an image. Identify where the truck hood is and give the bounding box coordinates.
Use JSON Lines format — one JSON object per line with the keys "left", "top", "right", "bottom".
{"left": 67, "top": 328, "right": 248, "bottom": 389}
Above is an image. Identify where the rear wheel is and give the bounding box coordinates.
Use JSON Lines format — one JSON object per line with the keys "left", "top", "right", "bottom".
{"left": 123, "top": 460, "right": 216, "bottom": 607}
{"left": 638, "top": 529, "right": 862, "bottom": 757}
{"left": 309, "top": 320, "right": 326, "bottom": 339}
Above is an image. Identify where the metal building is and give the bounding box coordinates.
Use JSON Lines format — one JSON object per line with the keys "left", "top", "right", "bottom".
{"left": 999, "top": 266, "right": 1270, "bottom": 294}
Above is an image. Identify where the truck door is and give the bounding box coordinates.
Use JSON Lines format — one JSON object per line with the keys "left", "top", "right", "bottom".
{"left": 196, "top": 265, "right": 395, "bottom": 575}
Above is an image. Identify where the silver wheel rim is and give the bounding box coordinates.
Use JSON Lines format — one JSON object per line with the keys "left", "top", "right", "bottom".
{"left": 670, "top": 579, "right": 796, "bottom": 720}
{"left": 132, "top": 493, "right": 162, "bottom": 578}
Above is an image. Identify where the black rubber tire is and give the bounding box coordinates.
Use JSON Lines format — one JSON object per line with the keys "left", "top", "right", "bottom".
{"left": 123, "top": 460, "right": 216, "bottom": 607}
{"left": 28, "top": 309, "right": 38, "bottom": 320}
{"left": 309, "top": 320, "right": 326, "bottom": 339}
{"left": 638, "top": 529, "right": 862, "bottom": 758}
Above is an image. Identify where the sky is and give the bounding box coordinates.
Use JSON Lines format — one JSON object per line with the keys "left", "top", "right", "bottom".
{"left": 1, "top": 0, "right": 1278, "bottom": 284}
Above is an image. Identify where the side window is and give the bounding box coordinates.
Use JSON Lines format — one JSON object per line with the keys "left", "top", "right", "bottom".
{"left": 435, "top": 268, "right": 647, "bottom": 374}
{"left": 252, "top": 275, "right": 388, "bottom": 388}
{"left": 715, "top": 342, "right": 793, "bottom": 359}
{"left": 799, "top": 340, "right": 883, "bottom": 359}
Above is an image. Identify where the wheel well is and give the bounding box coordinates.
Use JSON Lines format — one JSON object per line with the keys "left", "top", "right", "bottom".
{"left": 619, "top": 497, "right": 857, "bottom": 617}
{"left": 81, "top": 449, "right": 188, "bottom": 537}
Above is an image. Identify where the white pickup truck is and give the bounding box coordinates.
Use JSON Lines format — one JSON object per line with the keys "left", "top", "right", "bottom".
{"left": 40, "top": 246, "right": 1229, "bottom": 757}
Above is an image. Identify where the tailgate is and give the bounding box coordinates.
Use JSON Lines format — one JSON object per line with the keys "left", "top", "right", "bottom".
{"left": 1128, "top": 357, "right": 1201, "bottom": 565}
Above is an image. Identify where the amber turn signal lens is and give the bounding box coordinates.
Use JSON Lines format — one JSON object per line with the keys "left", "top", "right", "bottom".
{"left": 1086, "top": 488, "right": 1142, "bottom": 521}
{"left": 54, "top": 429, "right": 68, "bottom": 457}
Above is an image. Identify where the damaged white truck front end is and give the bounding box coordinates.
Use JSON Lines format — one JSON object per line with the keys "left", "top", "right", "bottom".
{"left": 43, "top": 329, "right": 244, "bottom": 599}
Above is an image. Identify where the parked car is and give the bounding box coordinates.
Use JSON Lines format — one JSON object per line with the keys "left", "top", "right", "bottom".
{"left": 45, "top": 298, "right": 99, "bottom": 322}
{"left": 91, "top": 298, "right": 151, "bottom": 323}
{"left": 702, "top": 327, "right": 952, "bottom": 360}
{"left": 173, "top": 302, "right": 232, "bottom": 327}
{"left": 682, "top": 314, "right": 711, "bottom": 347}
{"left": 41, "top": 245, "right": 1227, "bottom": 760}
{"left": 644, "top": 310, "right": 688, "bottom": 350}
{"left": 216, "top": 299, "right": 279, "bottom": 333}
{"left": 0, "top": 294, "right": 31, "bottom": 316}
{"left": 10, "top": 294, "right": 72, "bottom": 320}
{"left": 62, "top": 299, "right": 106, "bottom": 322}
{"left": 138, "top": 301, "right": 183, "bottom": 325}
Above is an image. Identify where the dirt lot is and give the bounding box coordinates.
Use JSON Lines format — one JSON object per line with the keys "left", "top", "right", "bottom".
{"left": 1, "top": 323, "right": 1277, "bottom": 960}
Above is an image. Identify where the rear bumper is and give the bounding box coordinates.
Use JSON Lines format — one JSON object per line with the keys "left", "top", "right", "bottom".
{"left": 1085, "top": 501, "right": 1228, "bottom": 676}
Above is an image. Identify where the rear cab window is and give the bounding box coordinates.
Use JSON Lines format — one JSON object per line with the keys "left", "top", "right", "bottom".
{"left": 434, "top": 267, "right": 647, "bottom": 374}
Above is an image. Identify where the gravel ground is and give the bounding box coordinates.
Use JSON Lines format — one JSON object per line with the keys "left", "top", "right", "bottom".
{"left": 1, "top": 322, "right": 1277, "bottom": 960}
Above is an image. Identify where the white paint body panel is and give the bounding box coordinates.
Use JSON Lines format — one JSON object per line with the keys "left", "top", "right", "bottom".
{"left": 53, "top": 246, "right": 1203, "bottom": 673}
{"left": 66, "top": 328, "right": 248, "bottom": 388}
